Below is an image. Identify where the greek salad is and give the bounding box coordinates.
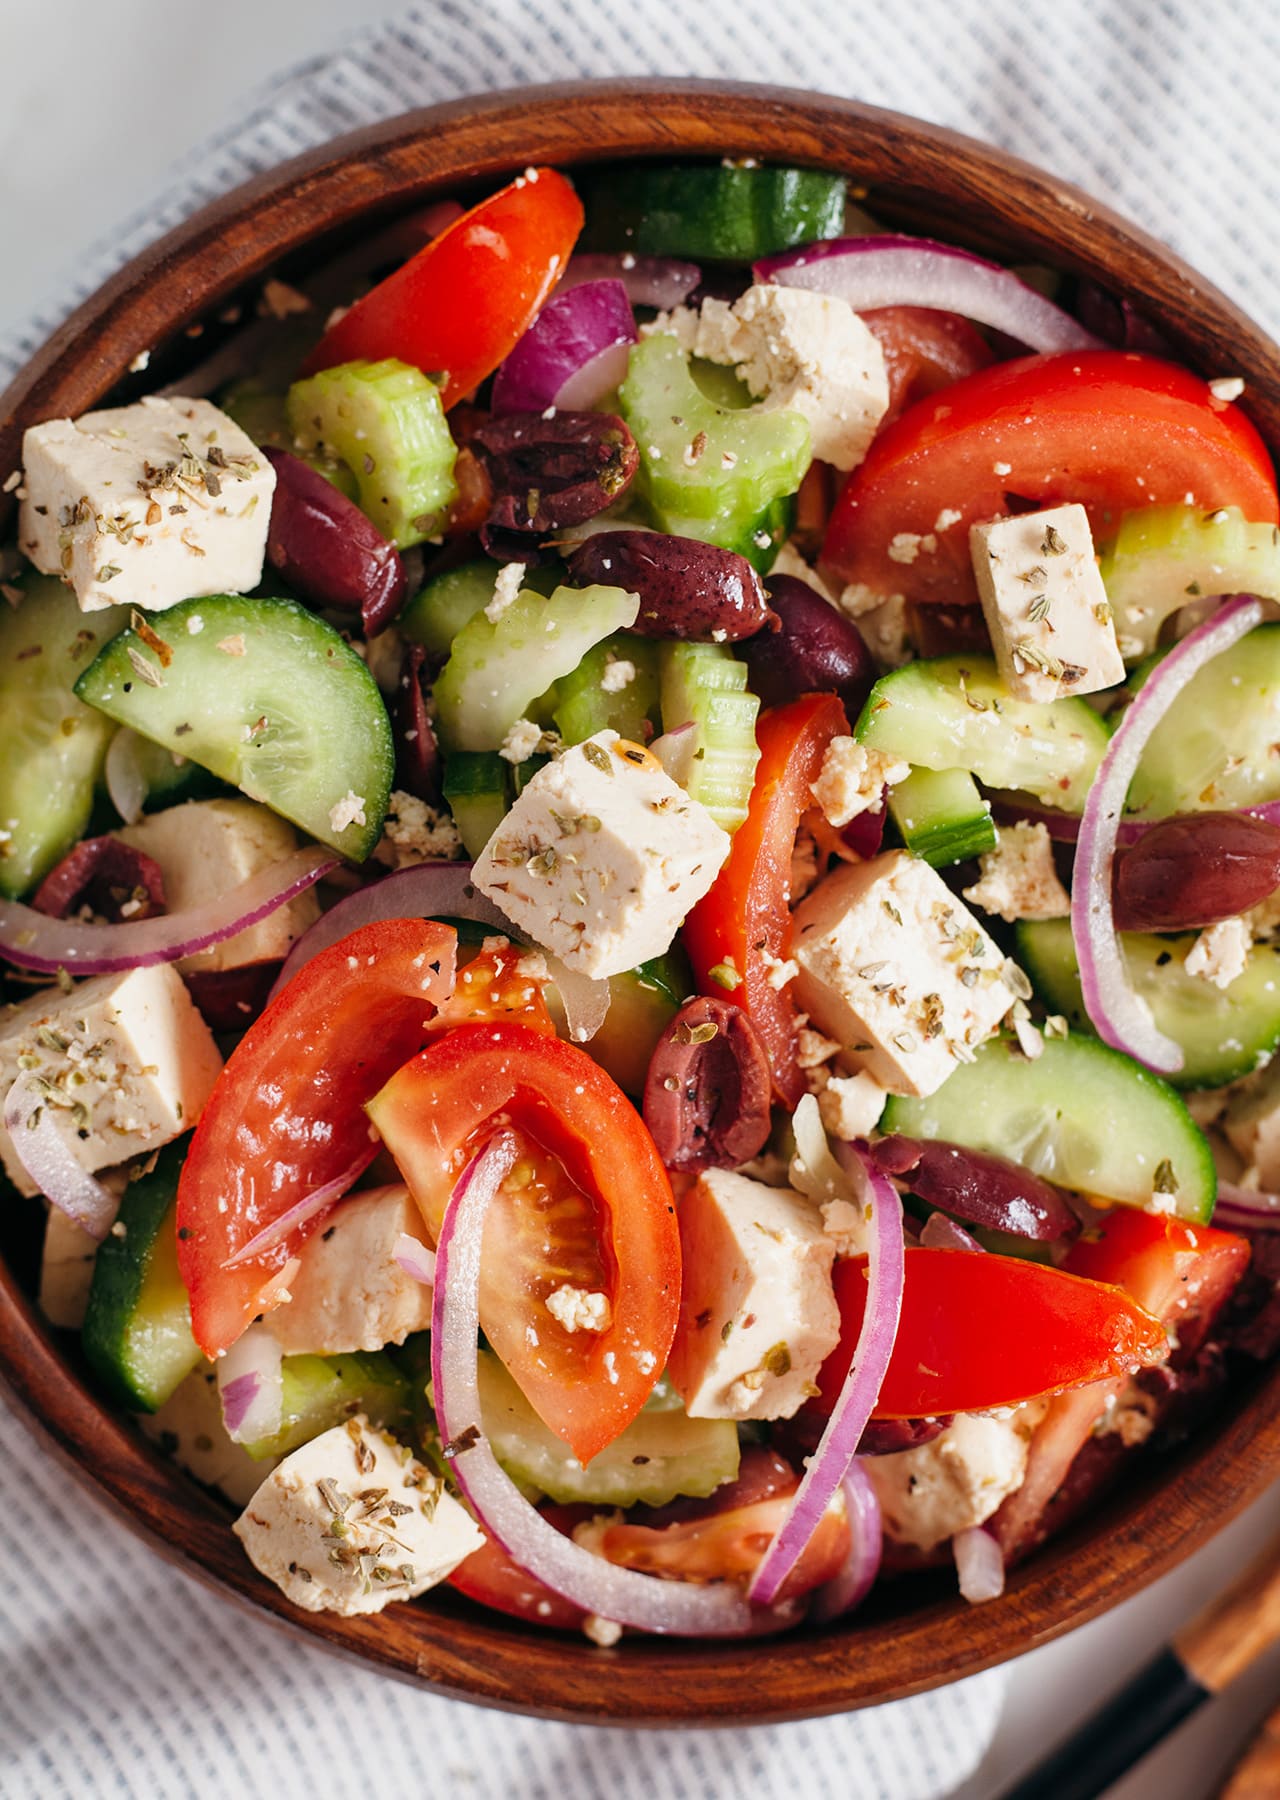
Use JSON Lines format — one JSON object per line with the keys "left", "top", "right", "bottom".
{"left": 6, "top": 157, "right": 1280, "bottom": 1642}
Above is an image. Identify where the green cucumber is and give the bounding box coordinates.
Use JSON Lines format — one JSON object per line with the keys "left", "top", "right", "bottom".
{"left": 887, "top": 766, "right": 996, "bottom": 867}
{"left": 285, "top": 358, "right": 456, "bottom": 548}
{"left": 242, "top": 1350, "right": 411, "bottom": 1461}
{"left": 553, "top": 634, "right": 660, "bottom": 745}
{"left": 107, "top": 728, "right": 224, "bottom": 817}
{"left": 1017, "top": 917, "right": 1280, "bottom": 1090}
{"left": 1098, "top": 504, "right": 1280, "bottom": 658}
{"left": 582, "top": 161, "right": 846, "bottom": 261}
{"left": 219, "top": 381, "right": 359, "bottom": 500}
{"left": 588, "top": 951, "right": 690, "bottom": 1095}
{"left": 477, "top": 1349, "right": 739, "bottom": 1506}
{"left": 659, "top": 640, "right": 761, "bottom": 831}
{"left": 399, "top": 559, "right": 561, "bottom": 661}
{"left": 74, "top": 594, "right": 393, "bottom": 859}
{"left": 1127, "top": 624, "right": 1280, "bottom": 820}
{"left": 441, "top": 751, "right": 510, "bottom": 859}
{"left": 0, "top": 574, "right": 126, "bottom": 897}
{"left": 883, "top": 1031, "right": 1215, "bottom": 1221}
{"left": 82, "top": 1139, "right": 201, "bottom": 1413}
{"left": 856, "top": 655, "right": 1110, "bottom": 812}
{"left": 434, "top": 582, "right": 640, "bottom": 752}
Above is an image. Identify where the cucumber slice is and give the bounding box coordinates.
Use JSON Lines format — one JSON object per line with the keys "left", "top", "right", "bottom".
{"left": 434, "top": 582, "right": 640, "bottom": 752}
{"left": 888, "top": 766, "right": 996, "bottom": 868}
{"left": 107, "top": 728, "right": 224, "bottom": 817}
{"left": 582, "top": 162, "right": 846, "bottom": 261}
{"left": 285, "top": 358, "right": 456, "bottom": 549}
{"left": 1098, "top": 504, "right": 1280, "bottom": 658}
{"left": 74, "top": 594, "right": 393, "bottom": 859}
{"left": 659, "top": 641, "right": 761, "bottom": 831}
{"left": 0, "top": 574, "right": 126, "bottom": 897}
{"left": 883, "top": 1031, "right": 1215, "bottom": 1221}
{"left": 399, "top": 559, "right": 561, "bottom": 661}
{"left": 553, "top": 634, "right": 660, "bottom": 745}
{"left": 82, "top": 1139, "right": 201, "bottom": 1412}
{"left": 1127, "top": 624, "right": 1280, "bottom": 820}
{"left": 442, "top": 751, "right": 511, "bottom": 858}
{"left": 587, "top": 952, "right": 689, "bottom": 1095}
{"left": 242, "top": 1350, "right": 411, "bottom": 1461}
{"left": 856, "top": 655, "right": 1110, "bottom": 812}
{"left": 477, "top": 1349, "right": 739, "bottom": 1506}
{"left": 1018, "top": 916, "right": 1280, "bottom": 1090}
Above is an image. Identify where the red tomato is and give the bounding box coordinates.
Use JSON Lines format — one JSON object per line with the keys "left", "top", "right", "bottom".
{"left": 449, "top": 1505, "right": 589, "bottom": 1631}
{"left": 861, "top": 305, "right": 994, "bottom": 426}
{"left": 683, "top": 693, "right": 849, "bottom": 1108}
{"left": 811, "top": 1246, "right": 1168, "bottom": 1421}
{"left": 587, "top": 1447, "right": 849, "bottom": 1607}
{"left": 431, "top": 940, "right": 556, "bottom": 1035}
{"left": 367, "top": 1022, "right": 680, "bottom": 1463}
{"left": 303, "top": 168, "right": 584, "bottom": 408}
{"left": 177, "top": 918, "right": 457, "bottom": 1357}
{"left": 821, "top": 350, "right": 1279, "bottom": 607}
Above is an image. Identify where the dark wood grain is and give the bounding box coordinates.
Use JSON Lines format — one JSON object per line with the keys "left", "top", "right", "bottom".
{"left": 3, "top": 78, "right": 1280, "bottom": 1727}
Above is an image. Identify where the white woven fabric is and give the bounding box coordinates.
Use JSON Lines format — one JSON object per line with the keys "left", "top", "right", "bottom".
{"left": 3, "top": 3, "right": 1279, "bottom": 1795}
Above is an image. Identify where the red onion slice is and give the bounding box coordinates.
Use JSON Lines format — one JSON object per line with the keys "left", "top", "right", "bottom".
{"left": 748, "top": 1145, "right": 904, "bottom": 1608}
{"left": 561, "top": 254, "right": 701, "bottom": 312}
{"left": 492, "top": 279, "right": 637, "bottom": 417}
{"left": 3, "top": 1074, "right": 120, "bottom": 1239}
{"left": 0, "top": 846, "right": 337, "bottom": 976}
{"left": 221, "top": 1152, "right": 375, "bottom": 1269}
{"left": 919, "top": 1212, "right": 984, "bottom": 1253}
{"left": 269, "top": 863, "right": 610, "bottom": 1042}
{"left": 755, "top": 235, "right": 1101, "bottom": 354}
{"left": 1213, "top": 1183, "right": 1280, "bottom": 1233}
{"left": 432, "top": 1134, "right": 770, "bottom": 1637}
{"left": 993, "top": 794, "right": 1280, "bottom": 847}
{"left": 394, "top": 1231, "right": 437, "bottom": 1285}
{"left": 953, "top": 1524, "right": 1006, "bottom": 1603}
{"left": 1071, "top": 597, "right": 1263, "bottom": 1074}
{"left": 103, "top": 729, "right": 151, "bottom": 827}
{"left": 218, "top": 1324, "right": 284, "bottom": 1443}
{"left": 807, "top": 1462, "right": 882, "bottom": 1623}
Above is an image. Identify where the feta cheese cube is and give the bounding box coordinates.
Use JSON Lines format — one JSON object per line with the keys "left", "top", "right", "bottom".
{"left": 962, "top": 822, "right": 1071, "bottom": 923}
{"left": 233, "top": 1416, "right": 482, "bottom": 1615}
{"left": 19, "top": 395, "right": 274, "bottom": 613}
{"left": 865, "top": 1409, "right": 1041, "bottom": 1552}
{"left": 969, "top": 503, "right": 1125, "bottom": 701}
{"left": 472, "top": 730, "right": 730, "bottom": 978}
{"left": 810, "top": 736, "right": 908, "bottom": 829}
{"left": 791, "top": 851, "right": 1016, "bottom": 1097}
{"left": 262, "top": 1185, "right": 434, "bottom": 1355}
{"left": 667, "top": 1169, "right": 839, "bottom": 1421}
{"left": 115, "top": 798, "right": 320, "bottom": 975}
{"left": 1184, "top": 917, "right": 1251, "bottom": 990}
{"left": 39, "top": 1199, "right": 116, "bottom": 1328}
{"left": 0, "top": 963, "right": 224, "bottom": 1197}
{"left": 140, "top": 1363, "right": 275, "bottom": 1507}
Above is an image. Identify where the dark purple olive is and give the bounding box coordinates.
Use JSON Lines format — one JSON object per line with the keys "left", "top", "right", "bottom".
{"left": 32, "top": 837, "right": 166, "bottom": 923}
{"left": 1113, "top": 811, "right": 1280, "bottom": 931}
{"left": 566, "top": 530, "right": 775, "bottom": 641}
{"left": 392, "top": 643, "right": 442, "bottom": 804}
{"left": 183, "top": 962, "right": 280, "bottom": 1033}
{"left": 642, "top": 996, "right": 772, "bottom": 1172}
{"left": 263, "top": 447, "right": 406, "bottom": 637}
{"left": 469, "top": 410, "right": 638, "bottom": 543}
{"left": 743, "top": 574, "right": 877, "bottom": 715}
{"left": 775, "top": 1409, "right": 953, "bottom": 1461}
{"left": 907, "top": 601, "right": 991, "bottom": 659}
{"left": 870, "top": 1135, "right": 1079, "bottom": 1242}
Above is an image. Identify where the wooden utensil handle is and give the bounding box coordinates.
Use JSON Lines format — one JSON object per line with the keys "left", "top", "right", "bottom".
{"left": 1176, "top": 1535, "right": 1280, "bottom": 1693}
{"left": 1215, "top": 1697, "right": 1280, "bottom": 1799}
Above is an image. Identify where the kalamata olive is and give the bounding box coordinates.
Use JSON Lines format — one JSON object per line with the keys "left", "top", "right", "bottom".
{"left": 870, "top": 1135, "right": 1079, "bottom": 1241}
{"left": 469, "top": 410, "right": 638, "bottom": 544}
{"left": 907, "top": 601, "right": 991, "bottom": 658}
{"left": 263, "top": 448, "right": 407, "bottom": 637}
{"left": 642, "top": 996, "right": 772, "bottom": 1172}
{"left": 743, "top": 574, "right": 877, "bottom": 715}
{"left": 392, "top": 644, "right": 442, "bottom": 804}
{"left": 566, "top": 531, "right": 775, "bottom": 641}
{"left": 775, "top": 1410, "right": 952, "bottom": 1461}
{"left": 1112, "top": 811, "right": 1280, "bottom": 931}
{"left": 183, "top": 963, "right": 280, "bottom": 1033}
{"left": 32, "top": 837, "right": 166, "bottom": 923}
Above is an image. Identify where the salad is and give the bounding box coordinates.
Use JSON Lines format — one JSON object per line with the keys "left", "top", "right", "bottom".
{"left": 4, "top": 155, "right": 1280, "bottom": 1645}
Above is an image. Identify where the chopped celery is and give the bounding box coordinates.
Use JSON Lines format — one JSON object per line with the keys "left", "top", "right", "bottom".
{"left": 442, "top": 751, "right": 510, "bottom": 858}
{"left": 285, "top": 358, "right": 456, "bottom": 548}
{"left": 243, "top": 1351, "right": 411, "bottom": 1460}
{"left": 888, "top": 766, "right": 996, "bottom": 867}
{"left": 660, "top": 491, "right": 795, "bottom": 574}
{"left": 434, "top": 582, "right": 640, "bottom": 752}
{"left": 553, "top": 633, "right": 660, "bottom": 744}
{"left": 1098, "top": 503, "right": 1280, "bottom": 658}
{"left": 220, "top": 380, "right": 359, "bottom": 500}
{"left": 399, "top": 559, "right": 561, "bottom": 661}
{"left": 659, "top": 641, "right": 761, "bottom": 832}
{"left": 580, "top": 162, "right": 846, "bottom": 261}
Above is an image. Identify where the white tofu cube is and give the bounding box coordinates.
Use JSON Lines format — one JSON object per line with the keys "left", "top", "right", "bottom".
{"left": 116, "top": 798, "right": 320, "bottom": 975}
{"left": 140, "top": 1363, "right": 275, "bottom": 1508}
{"left": 19, "top": 395, "right": 275, "bottom": 613}
{"left": 865, "top": 1410, "right": 1040, "bottom": 1552}
{"left": 263, "top": 1185, "right": 434, "bottom": 1355}
{"left": 668, "top": 1169, "right": 840, "bottom": 1421}
{"left": 962, "top": 822, "right": 1071, "bottom": 923}
{"left": 233, "top": 1416, "right": 482, "bottom": 1615}
{"left": 791, "top": 851, "right": 1016, "bottom": 1097}
{"left": 472, "top": 731, "right": 730, "bottom": 979}
{"left": 0, "top": 963, "right": 224, "bottom": 1197}
{"left": 969, "top": 503, "right": 1125, "bottom": 701}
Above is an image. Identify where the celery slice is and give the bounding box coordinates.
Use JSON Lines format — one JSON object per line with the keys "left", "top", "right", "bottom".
{"left": 659, "top": 641, "right": 761, "bottom": 832}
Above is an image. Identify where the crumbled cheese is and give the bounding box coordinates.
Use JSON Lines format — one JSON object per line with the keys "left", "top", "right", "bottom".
{"left": 485, "top": 561, "right": 526, "bottom": 623}
{"left": 376, "top": 790, "right": 463, "bottom": 867}
{"left": 498, "top": 717, "right": 550, "bottom": 764}
{"left": 761, "top": 950, "right": 799, "bottom": 991}
{"left": 810, "top": 736, "right": 909, "bottom": 829}
{"left": 582, "top": 1614, "right": 623, "bottom": 1648}
{"left": 768, "top": 540, "right": 838, "bottom": 602}
{"left": 600, "top": 657, "right": 636, "bottom": 694}
{"left": 328, "top": 790, "right": 367, "bottom": 835}
{"left": 1209, "top": 376, "right": 1246, "bottom": 402}
{"left": 837, "top": 582, "right": 912, "bottom": 667}
{"left": 818, "top": 1070, "right": 890, "bottom": 1141}
{"left": 796, "top": 1026, "right": 842, "bottom": 1069}
{"left": 545, "top": 1284, "right": 613, "bottom": 1334}
{"left": 962, "top": 823, "right": 1071, "bottom": 923}
{"left": 1185, "top": 917, "right": 1251, "bottom": 990}
{"left": 865, "top": 1408, "right": 1042, "bottom": 1552}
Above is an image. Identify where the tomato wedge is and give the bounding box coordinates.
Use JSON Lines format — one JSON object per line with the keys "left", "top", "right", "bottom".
{"left": 303, "top": 168, "right": 584, "bottom": 408}
{"left": 822, "top": 350, "right": 1280, "bottom": 607}
{"left": 811, "top": 1246, "right": 1167, "bottom": 1420}
{"left": 367, "top": 1021, "right": 680, "bottom": 1464}
{"left": 683, "top": 692, "right": 848, "bottom": 1109}
{"left": 861, "top": 305, "right": 994, "bottom": 426}
{"left": 177, "top": 918, "right": 457, "bottom": 1357}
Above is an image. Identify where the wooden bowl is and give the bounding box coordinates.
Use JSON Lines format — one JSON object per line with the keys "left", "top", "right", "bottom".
{"left": 2, "top": 79, "right": 1278, "bottom": 1728}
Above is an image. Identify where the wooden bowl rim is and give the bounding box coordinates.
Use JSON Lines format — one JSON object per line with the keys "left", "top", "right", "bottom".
{"left": 2, "top": 77, "right": 1279, "bottom": 1728}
